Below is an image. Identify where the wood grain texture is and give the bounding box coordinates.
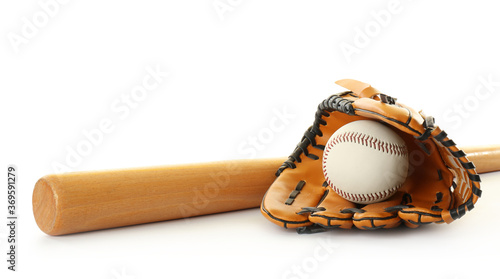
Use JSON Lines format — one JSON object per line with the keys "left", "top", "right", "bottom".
{"left": 462, "top": 145, "right": 500, "bottom": 174}
{"left": 33, "top": 145, "right": 500, "bottom": 236}
{"left": 33, "top": 158, "right": 282, "bottom": 236}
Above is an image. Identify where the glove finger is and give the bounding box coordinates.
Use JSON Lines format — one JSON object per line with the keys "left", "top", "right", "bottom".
{"left": 398, "top": 206, "right": 444, "bottom": 228}
{"left": 261, "top": 178, "right": 326, "bottom": 229}
{"left": 353, "top": 192, "right": 403, "bottom": 230}
{"left": 308, "top": 189, "right": 356, "bottom": 229}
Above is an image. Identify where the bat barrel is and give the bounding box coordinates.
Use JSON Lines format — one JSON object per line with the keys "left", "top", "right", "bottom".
{"left": 32, "top": 158, "right": 281, "bottom": 236}
{"left": 463, "top": 145, "right": 500, "bottom": 174}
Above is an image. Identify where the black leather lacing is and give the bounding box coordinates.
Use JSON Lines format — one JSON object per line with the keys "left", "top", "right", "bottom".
{"left": 276, "top": 93, "right": 355, "bottom": 176}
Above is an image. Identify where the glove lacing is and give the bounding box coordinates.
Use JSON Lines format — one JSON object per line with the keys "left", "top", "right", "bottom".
{"left": 276, "top": 92, "right": 355, "bottom": 176}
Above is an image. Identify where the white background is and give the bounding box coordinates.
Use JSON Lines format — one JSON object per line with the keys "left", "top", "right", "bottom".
{"left": 1, "top": 1, "right": 500, "bottom": 278}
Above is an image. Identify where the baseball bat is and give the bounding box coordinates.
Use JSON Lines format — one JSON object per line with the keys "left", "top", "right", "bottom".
{"left": 33, "top": 145, "right": 500, "bottom": 236}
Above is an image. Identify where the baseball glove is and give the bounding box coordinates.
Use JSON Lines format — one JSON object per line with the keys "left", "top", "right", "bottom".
{"left": 260, "top": 79, "right": 482, "bottom": 233}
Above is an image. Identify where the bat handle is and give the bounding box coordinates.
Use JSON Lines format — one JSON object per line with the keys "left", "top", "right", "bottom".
{"left": 462, "top": 145, "right": 500, "bottom": 174}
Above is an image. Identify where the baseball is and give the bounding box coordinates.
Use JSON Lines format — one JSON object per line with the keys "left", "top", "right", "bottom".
{"left": 322, "top": 120, "right": 409, "bottom": 204}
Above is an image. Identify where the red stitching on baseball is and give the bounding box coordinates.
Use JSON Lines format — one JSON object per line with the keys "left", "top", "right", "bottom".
{"left": 324, "top": 131, "right": 407, "bottom": 157}
{"left": 322, "top": 129, "right": 407, "bottom": 203}
{"left": 330, "top": 185, "right": 400, "bottom": 203}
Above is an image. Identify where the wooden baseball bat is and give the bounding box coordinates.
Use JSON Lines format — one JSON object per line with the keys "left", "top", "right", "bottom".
{"left": 33, "top": 145, "right": 500, "bottom": 236}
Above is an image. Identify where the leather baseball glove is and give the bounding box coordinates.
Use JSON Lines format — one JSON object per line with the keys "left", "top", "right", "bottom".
{"left": 260, "top": 79, "right": 482, "bottom": 233}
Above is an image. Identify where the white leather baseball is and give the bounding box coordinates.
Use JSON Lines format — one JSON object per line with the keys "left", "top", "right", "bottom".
{"left": 322, "top": 120, "right": 409, "bottom": 204}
